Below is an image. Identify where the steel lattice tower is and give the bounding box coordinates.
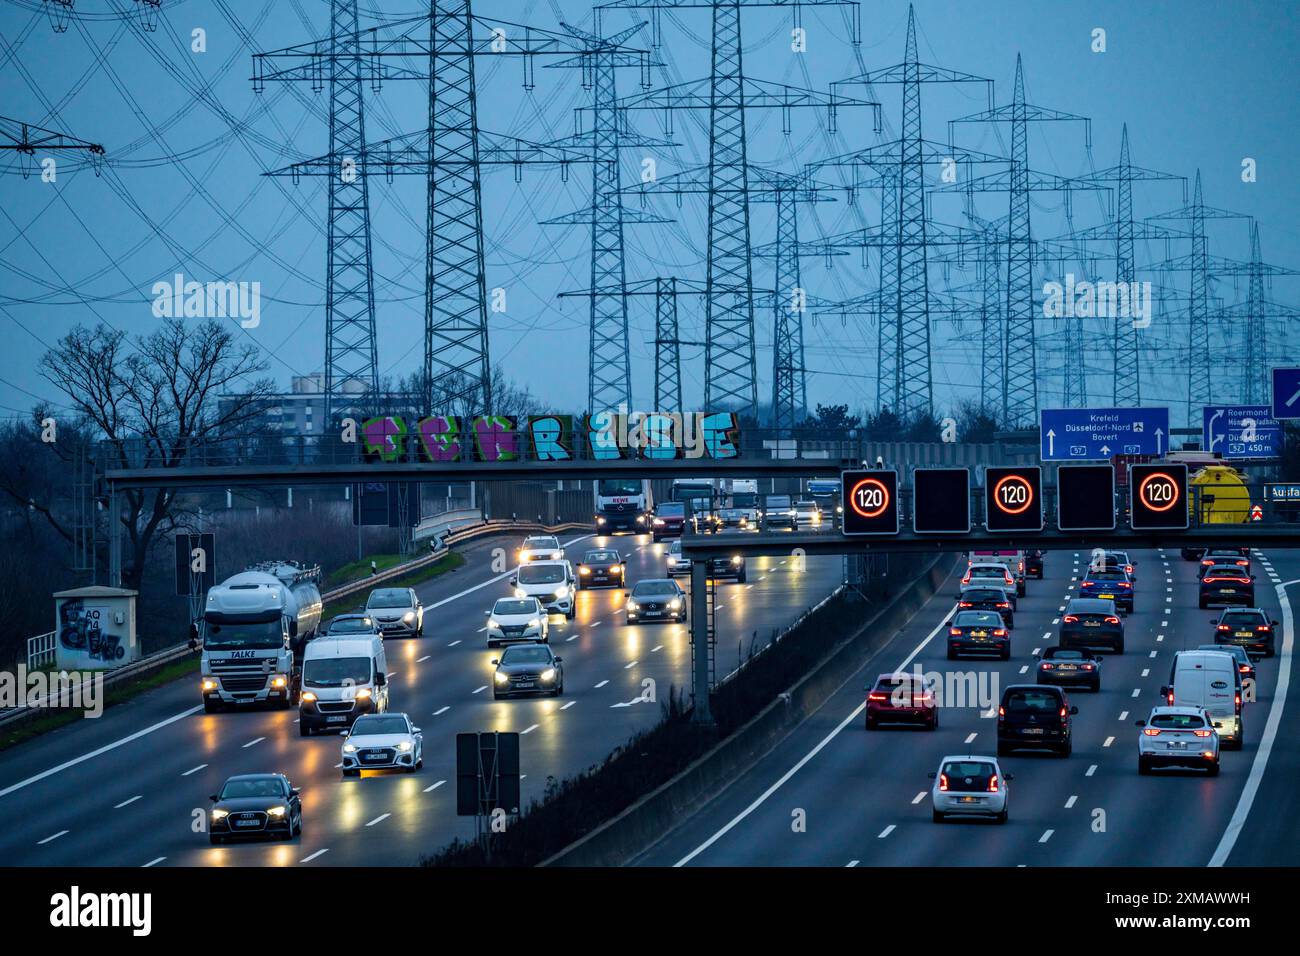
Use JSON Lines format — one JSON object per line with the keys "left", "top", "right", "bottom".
{"left": 770, "top": 183, "right": 807, "bottom": 430}
{"left": 980, "top": 233, "right": 1005, "bottom": 414}
{"left": 324, "top": 0, "right": 379, "bottom": 422}
{"left": 655, "top": 277, "right": 685, "bottom": 409}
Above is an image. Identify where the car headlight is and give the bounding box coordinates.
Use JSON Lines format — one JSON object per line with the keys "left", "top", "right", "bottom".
{"left": 267, "top": 806, "right": 287, "bottom": 818}
{"left": 343, "top": 743, "right": 357, "bottom": 753}
{"left": 515, "top": 588, "right": 528, "bottom": 599}
{"left": 579, "top": 566, "right": 591, "bottom": 575}
{"left": 555, "top": 585, "right": 570, "bottom": 598}
{"left": 201, "top": 678, "right": 217, "bottom": 691}
{"left": 610, "top": 564, "right": 621, "bottom": 574}
{"left": 301, "top": 691, "right": 317, "bottom": 702}
{"left": 637, "top": 515, "right": 646, "bottom": 523}
{"left": 731, "top": 555, "right": 742, "bottom": 565}
{"left": 211, "top": 809, "right": 229, "bottom": 821}
{"left": 551, "top": 551, "right": 562, "bottom": 560}
{"left": 488, "top": 619, "right": 500, "bottom": 629}
{"left": 271, "top": 674, "right": 287, "bottom": 688}
{"left": 653, "top": 518, "right": 665, "bottom": 526}
{"left": 597, "top": 516, "right": 607, "bottom": 524}
{"left": 669, "top": 598, "right": 681, "bottom": 610}
{"left": 494, "top": 671, "right": 509, "bottom": 684}
{"left": 403, "top": 611, "right": 416, "bottom": 623}
{"left": 540, "top": 668, "right": 557, "bottom": 682}
{"left": 398, "top": 740, "right": 412, "bottom": 752}
{"left": 627, "top": 600, "right": 639, "bottom": 611}
{"left": 355, "top": 688, "right": 372, "bottom": 700}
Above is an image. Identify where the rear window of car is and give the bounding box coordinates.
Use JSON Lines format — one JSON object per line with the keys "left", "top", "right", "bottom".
{"left": 962, "top": 589, "right": 1006, "bottom": 601}
{"left": 1004, "top": 689, "right": 1062, "bottom": 711}
{"left": 954, "top": 611, "right": 1002, "bottom": 627}
{"left": 1219, "top": 611, "right": 1264, "bottom": 626}
{"left": 1087, "top": 570, "right": 1125, "bottom": 581}
{"left": 1150, "top": 713, "right": 1207, "bottom": 730}
{"left": 1204, "top": 565, "right": 1245, "bottom": 577}
{"left": 1045, "top": 648, "right": 1085, "bottom": 660}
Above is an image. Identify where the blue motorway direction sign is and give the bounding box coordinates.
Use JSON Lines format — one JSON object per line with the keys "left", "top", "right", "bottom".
{"left": 1202, "top": 405, "right": 1283, "bottom": 459}
{"left": 1040, "top": 407, "right": 1169, "bottom": 461}
{"left": 1272, "top": 367, "right": 1300, "bottom": 420}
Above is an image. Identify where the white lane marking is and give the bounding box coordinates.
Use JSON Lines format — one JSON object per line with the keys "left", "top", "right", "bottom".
{"left": 625, "top": 660, "right": 638, "bottom": 669}
{"left": 142, "top": 857, "right": 165, "bottom": 868}
{"left": 1039, "top": 829, "right": 1054, "bottom": 844}
{"left": 652, "top": 645, "right": 663, "bottom": 652}
{"left": 243, "top": 737, "right": 265, "bottom": 748}
{"left": 181, "top": 764, "right": 207, "bottom": 777}
{"left": 38, "top": 830, "right": 68, "bottom": 845}
{"left": 433, "top": 706, "right": 450, "bottom": 716}
{"left": 1058, "top": 606, "right": 1066, "bottom": 612}
{"left": 300, "top": 849, "right": 330, "bottom": 863}
{"left": 1103, "top": 736, "right": 1115, "bottom": 747}
{"left": 1051, "top": 618, "right": 1060, "bottom": 625}
{"left": 1118, "top": 711, "right": 1128, "bottom": 721}
{"left": 1041, "top": 632, "right": 1052, "bottom": 641}
{"left": 424, "top": 534, "right": 594, "bottom": 614}
{"left": 1149, "top": 650, "right": 1158, "bottom": 658}
{"left": 672, "top": 602, "right": 959, "bottom": 867}
{"left": 878, "top": 824, "right": 896, "bottom": 839}
{"left": 595, "top": 680, "right": 609, "bottom": 688}
{"left": 417, "top": 655, "right": 431, "bottom": 663}
{"left": 1141, "top": 669, "right": 1149, "bottom": 678}
{"left": 476, "top": 627, "right": 486, "bottom": 633}
{"left": 521, "top": 724, "right": 539, "bottom": 734}
{"left": 846, "top": 859, "right": 859, "bottom": 867}
{"left": 448, "top": 640, "right": 462, "bottom": 647}
{"left": 561, "top": 701, "right": 576, "bottom": 710}
{"left": 963, "top": 732, "right": 977, "bottom": 744}
{"left": 592, "top": 621, "right": 603, "bottom": 627}
{"left": 1064, "top": 795, "right": 1078, "bottom": 809}
{"left": 424, "top": 780, "right": 445, "bottom": 793}
{"left": 1157, "top": 634, "right": 1165, "bottom": 642}
{"left": 912, "top": 791, "right": 927, "bottom": 805}
{"left": 1086, "top": 764, "right": 1098, "bottom": 776}
{"left": 1032, "top": 647, "right": 1041, "bottom": 657}
{"left": 1210, "top": 574, "right": 1295, "bottom": 867}
{"left": 114, "top": 795, "right": 142, "bottom": 809}
{"left": 0, "top": 704, "right": 202, "bottom": 800}
{"left": 1019, "top": 665, "right": 1029, "bottom": 674}
{"left": 472, "top": 685, "right": 487, "bottom": 694}
{"left": 1131, "top": 689, "right": 1140, "bottom": 698}
{"left": 745, "top": 585, "right": 753, "bottom": 590}
{"left": 566, "top": 635, "right": 579, "bottom": 642}
{"left": 365, "top": 813, "right": 390, "bottom": 827}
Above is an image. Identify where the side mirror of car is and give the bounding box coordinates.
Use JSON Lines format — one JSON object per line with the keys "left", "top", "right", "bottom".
{"left": 554, "top": 656, "right": 563, "bottom": 664}
{"left": 1159, "top": 686, "right": 1169, "bottom": 697}
{"left": 1213, "top": 722, "right": 1224, "bottom": 729}
{"left": 411, "top": 728, "right": 421, "bottom": 736}
{"left": 926, "top": 771, "right": 937, "bottom": 779}
{"left": 1069, "top": 705, "right": 1079, "bottom": 715}
{"left": 1251, "top": 574, "right": 1256, "bottom": 580}
{"left": 945, "top": 619, "right": 954, "bottom": 627}
{"left": 375, "top": 673, "right": 386, "bottom": 687}
{"left": 290, "top": 788, "right": 301, "bottom": 797}
{"left": 1273, "top": 620, "right": 1280, "bottom": 626}
{"left": 491, "top": 658, "right": 499, "bottom": 666}
{"left": 209, "top": 794, "right": 219, "bottom": 802}
{"left": 1004, "top": 773, "right": 1015, "bottom": 782}
{"left": 509, "top": 577, "right": 517, "bottom": 587}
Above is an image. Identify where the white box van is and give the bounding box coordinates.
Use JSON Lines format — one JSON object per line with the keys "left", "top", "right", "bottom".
{"left": 968, "top": 550, "right": 1026, "bottom": 596}
{"left": 298, "top": 636, "right": 389, "bottom": 736}
{"left": 1162, "top": 650, "right": 1243, "bottom": 749}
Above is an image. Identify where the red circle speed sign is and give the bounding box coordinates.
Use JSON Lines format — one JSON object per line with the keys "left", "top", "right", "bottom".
{"left": 1137, "top": 471, "right": 1180, "bottom": 512}
{"left": 992, "top": 474, "right": 1034, "bottom": 515}
{"left": 849, "top": 477, "right": 891, "bottom": 519}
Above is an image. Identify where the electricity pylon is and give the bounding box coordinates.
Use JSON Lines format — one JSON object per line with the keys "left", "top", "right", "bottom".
{"left": 0, "top": 116, "right": 105, "bottom": 177}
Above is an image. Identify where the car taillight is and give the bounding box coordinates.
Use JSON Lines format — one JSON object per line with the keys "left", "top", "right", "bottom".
{"left": 1059, "top": 707, "right": 1068, "bottom": 718}
{"left": 949, "top": 628, "right": 962, "bottom": 636}
{"left": 1040, "top": 662, "right": 1054, "bottom": 670}
{"left": 1236, "top": 577, "right": 1251, "bottom": 584}
{"left": 998, "top": 705, "right": 1005, "bottom": 717}
{"left": 1193, "top": 729, "right": 1213, "bottom": 738}
{"left": 993, "top": 629, "right": 1007, "bottom": 637}
{"left": 1125, "top": 565, "right": 1133, "bottom": 574}
{"left": 1018, "top": 561, "right": 1025, "bottom": 572}
{"left": 868, "top": 692, "right": 888, "bottom": 702}
{"left": 1166, "top": 691, "right": 1174, "bottom": 705}
{"left": 1106, "top": 616, "right": 1120, "bottom": 624}
{"left": 1235, "top": 694, "right": 1241, "bottom": 711}
{"left": 938, "top": 773, "right": 949, "bottom": 792}
{"left": 997, "top": 602, "right": 1010, "bottom": 609}
{"left": 1082, "top": 581, "right": 1094, "bottom": 588}
{"left": 1063, "top": 614, "right": 1079, "bottom": 623}
{"left": 961, "top": 574, "right": 971, "bottom": 584}
{"left": 1236, "top": 559, "right": 1249, "bottom": 566}
{"left": 1239, "top": 665, "right": 1250, "bottom": 673}
{"left": 915, "top": 693, "right": 932, "bottom": 705}
{"left": 1217, "top": 624, "right": 1231, "bottom": 631}
{"left": 1144, "top": 727, "right": 1161, "bottom": 736}
{"left": 1118, "top": 582, "right": 1132, "bottom": 589}
{"left": 1081, "top": 663, "right": 1094, "bottom": 670}
{"left": 1257, "top": 625, "right": 1272, "bottom": 632}
{"left": 988, "top": 774, "right": 1000, "bottom": 793}
{"left": 959, "top": 601, "right": 972, "bottom": 608}
{"left": 1201, "top": 559, "right": 1213, "bottom": 566}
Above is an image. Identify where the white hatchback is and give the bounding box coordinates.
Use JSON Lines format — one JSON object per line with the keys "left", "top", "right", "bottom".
{"left": 341, "top": 712, "right": 423, "bottom": 776}
{"left": 485, "top": 596, "right": 549, "bottom": 647}
{"left": 1136, "top": 706, "right": 1220, "bottom": 776}
{"left": 929, "top": 755, "right": 1011, "bottom": 823}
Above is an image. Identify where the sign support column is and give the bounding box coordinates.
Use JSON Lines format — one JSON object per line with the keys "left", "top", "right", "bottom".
{"left": 690, "top": 559, "right": 712, "bottom": 726}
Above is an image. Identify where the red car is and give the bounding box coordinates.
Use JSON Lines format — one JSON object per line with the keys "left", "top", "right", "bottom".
{"left": 650, "top": 502, "right": 686, "bottom": 541}
{"left": 866, "top": 672, "right": 938, "bottom": 731}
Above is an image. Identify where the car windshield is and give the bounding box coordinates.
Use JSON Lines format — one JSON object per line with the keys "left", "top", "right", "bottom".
{"left": 501, "top": 645, "right": 551, "bottom": 665}
{"left": 220, "top": 778, "right": 284, "bottom": 799}
{"left": 351, "top": 715, "right": 409, "bottom": 736}
{"left": 633, "top": 581, "right": 678, "bottom": 597}
{"left": 203, "top": 618, "right": 282, "bottom": 651}
{"left": 1005, "top": 689, "right": 1062, "bottom": 712}
{"left": 954, "top": 611, "right": 1001, "bottom": 627}
{"left": 303, "top": 657, "right": 371, "bottom": 687}
{"left": 367, "top": 589, "right": 410, "bottom": 609}
{"left": 518, "top": 564, "right": 565, "bottom": 584}
{"left": 1150, "top": 713, "right": 1207, "bottom": 730}
{"left": 327, "top": 618, "right": 374, "bottom": 634}
{"left": 524, "top": 537, "right": 559, "bottom": 551}
{"left": 767, "top": 496, "right": 792, "bottom": 507}
{"left": 585, "top": 551, "right": 619, "bottom": 563}
{"left": 669, "top": 540, "right": 682, "bottom": 554}
{"left": 657, "top": 503, "right": 685, "bottom": 517}
{"left": 493, "top": 599, "right": 536, "bottom": 616}
{"left": 795, "top": 502, "right": 817, "bottom": 512}
{"left": 1220, "top": 611, "right": 1264, "bottom": 626}
{"left": 731, "top": 493, "right": 758, "bottom": 507}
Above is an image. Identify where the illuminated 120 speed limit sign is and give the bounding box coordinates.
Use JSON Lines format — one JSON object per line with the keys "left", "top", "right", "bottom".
{"left": 1129, "top": 463, "right": 1188, "bottom": 529}
{"left": 840, "top": 470, "right": 900, "bottom": 536}
{"left": 983, "top": 466, "right": 1044, "bottom": 532}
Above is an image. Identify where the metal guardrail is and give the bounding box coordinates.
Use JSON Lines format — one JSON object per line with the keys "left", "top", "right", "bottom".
{"left": 1, "top": 518, "right": 593, "bottom": 732}
{"left": 25, "top": 632, "right": 56, "bottom": 671}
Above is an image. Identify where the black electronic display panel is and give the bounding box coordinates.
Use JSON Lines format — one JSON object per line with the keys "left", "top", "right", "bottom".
{"left": 1129, "top": 463, "right": 1189, "bottom": 530}
{"left": 912, "top": 468, "right": 971, "bottom": 534}
{"left": 840, "top": 469, "right": 900, "bottom": 536}
{"left": 1056, "top": 465, "right": 1116, "bottom": 531}
{"left": 984, "top": 466, "right": 1044, "bottom": 532}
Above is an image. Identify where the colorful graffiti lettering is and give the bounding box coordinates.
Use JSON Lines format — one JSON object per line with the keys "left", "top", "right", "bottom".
{"left": 416, "top": 415, "right": 462, "bottom": 462}
{"left": 361, "top": 416, "right": 408, "bottom": 462}
{"left": 528, "top": 415, "right": 574, "bottom": 460}
{"left": 473, "top": 416, "right": 520, "bottom": 461}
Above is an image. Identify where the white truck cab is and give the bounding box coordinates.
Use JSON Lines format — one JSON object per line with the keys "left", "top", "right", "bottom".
{"left": 298, "top": 636, "right": 389, "bottom": 736}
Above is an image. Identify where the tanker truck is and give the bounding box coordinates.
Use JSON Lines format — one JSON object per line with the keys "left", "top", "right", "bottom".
{"left": 198, "top": 561, "right": 323, "bottom": 713}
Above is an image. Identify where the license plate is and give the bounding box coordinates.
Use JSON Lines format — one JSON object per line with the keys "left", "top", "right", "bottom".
{"left": 1023, "top": 727, "right": 1044, "bottom": 735}
{"left": 235, "top": 819, "right": 259, "bottom": 828}
{"left": 959, "top": 796, "right": 980, "bottom": 804}
{"left": 327, "top": 715, "right": 346, "bottom": 723}
{"left": 1099, "top": 593, "right": 1115, "bottom": 599}
{"left": 364, "top": 754, "right": 385, "bottom": 762}
{"left": 1058, "top": 664, "right": 1077, "bottom": 671}
{"left": 1222, "top": 589, "right": 1237, "bottom": 594}
{"left": 1236, "top": 631, "right": 1252, "bottom": 637}
{"left": 972, "top": 630, "right": 987, "bottom": 637}
{"left": 517, "top": 681, "right": 535, "bottom": 689}
{"left": 1085, "top": 621, "right": 1100, "bottom": 627}
{"left": 645, "top": 611, "right": 664, "bottom": 617}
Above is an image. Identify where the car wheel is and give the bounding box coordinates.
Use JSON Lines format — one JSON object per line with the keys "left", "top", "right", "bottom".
{"left": 1198, "top": 598, "right": 1207, "bottom": 609}
{"left": 566, "top": 607, "right": 575, "bottom": 620}
{"left": 209, "top": 833, "right": 223, "bottom": 845}
{"left": 1000, "top": 647, "right": 1010, "bottom": 661}
{"left": 1006, "top": 616, "right": 1015, "bottom": 629}
{"left": 996, "top": 743, "right": 1009, "bottom": 757}
{"left": 492, "top": 692, "right": 502, "bottom": 700}
{"left": 996, "top": 809, "right": 1008, "bottom": 825}
{"left": 737, "top": 570, "right": 747, "bottom": 584}
{"left": 1091, "top": 680, "right": 1101, "bottom": 693}
{"left": 298, "top": 722, "right": 310, "bottom": 737}
{"left": 1115, "top": 642, "right": 1124, "bottom": 655}
{"left": 932, "top": 809, "right": 944, "bottom": 824}
{"left": 946, "top": 647, "right": 957, "bottom": 661}
{"left": 203, "top": 698, "right": 221, "bottom": 714}
{"left": 927, "top": 713, "right": 939, "bottom": 731}
{"left": 1138, "top": 756, "right": 1151, "bottom": 775}
{"left": 1207, "top": 761, "right": 1220, "bottom": 777}
{"left": 343, "top": 768, "right": 359, "bottom": 778}
{"left": 865, "top": 716, "right": 877, "bottom": 730}
{"left": 1060, "top": 739, "right": 1072, "bottom": 758}
{"left": 293, "top": 814, "right": 302, "bottom": 836}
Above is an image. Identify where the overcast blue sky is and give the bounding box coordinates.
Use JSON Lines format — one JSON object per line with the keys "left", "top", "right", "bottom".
{"left": 1, "top": 0, "right": 1296, "bottom": 422}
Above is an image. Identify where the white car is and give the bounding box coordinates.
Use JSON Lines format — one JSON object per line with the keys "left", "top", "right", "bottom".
{"left": 518, "top": 535, "right": 564, "bottom": 563}
{"left": 1136, "top": 706, "right": 1220, "bottom": 776}
{"left": 793, "top": 500, "right": 823, "bottom": 530}
{"left": 510, "top": 560, "right": 576, "bottom": 619}
{"left": 364, "top": 586, "right": 424, "bottom": 637}
{"left": 666, "top": 539, "right": 691, "bottom": 576}
{"left": 486, "top": 596, "right": 549, "bottom": 647}
{"left": 929, "top": 755, "right": 1011, "bottom": 823}
{"left": 341, "top": 712, "right": 423, "bottom": 776}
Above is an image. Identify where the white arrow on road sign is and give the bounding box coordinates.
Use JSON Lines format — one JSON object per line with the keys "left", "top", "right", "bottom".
{"left": 1046, "top": 429, "right": 1055, "bottom": 456}
{"left": 1288, "top": 385, "right": 1300, "bottom": 408}
{"left": 1207, "top": 410, "right": 1224, "bottom": 451}
{"left": 1155, "top": 428, "right": 1163, "bottom": 454}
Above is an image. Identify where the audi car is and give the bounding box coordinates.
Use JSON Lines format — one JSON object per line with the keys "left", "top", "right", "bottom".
{"left": 576, "top": 549, "right": 625, "bottom": 589}
{"left": 208, "top": 773, "right": 302, "bottom": 844}
{"left": 929, "top": 755, "right": 1011, "bottom": 824}
{"left": 341, "top": 712, "right": 423, "bottom": 776}
{"left": 1078, "top": 568, "right": 1134, "bottom": 614}
{"left": 957, "top": 586, "right": 1015, "bottom": 628}
{"left": 1136, "top": 706, "right": 1220, "bottom": 776}
{"left": 1037, "top": 646, "right": 1102, "bottom": 692}
{"left": 1212, "top": 607, "right": 1278, "bottom": 657}
{"left": 1059, "top": 597, "right": 1125, "bottom": 654}
{"left": 997, "top": 684, "right": 1077, "bottom": 757}
{"left": 945, "top": 610, "right": 1011, "bottom": 660}
{"left": 866, "top": 672, "right": 938, "bottom": 730}
{"left": 626, "top": 578, "right": 688, "bottom": 624}
{"left": 492, "top": 643, "right": 564, "bottom": 699}
{"left": 1198, "top": 564, "right": 1255, "bottom": 609}
{"left": 485, "top": 596, "right": 548, "bottom": 647}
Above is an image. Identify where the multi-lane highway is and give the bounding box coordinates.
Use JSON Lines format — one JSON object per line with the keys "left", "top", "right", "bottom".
{"left": 636, "top": 546, "right": 1297, "bottom": 867}
{"left": 0, "top": 531, "right": 842, "bottom": 866}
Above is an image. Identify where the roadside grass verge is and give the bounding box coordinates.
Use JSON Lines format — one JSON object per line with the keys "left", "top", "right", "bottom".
{"left": 321, "top": 550, "right": 466, "bottom": 620}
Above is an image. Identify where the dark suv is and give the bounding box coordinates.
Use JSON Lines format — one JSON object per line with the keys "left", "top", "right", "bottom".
{"left": 1213, "top": 607, "right": 1277, "bottom": 656}
{"left": 1025, "top": 550, "right": 1045, "bottom": 579}
{"left": 1059, "top": 597, "right": 1125, "bottom": 654}
{"left": 997, "top": 684, "right": 1078, "bottom": 757}
{"left": 865, "top": 672, "right": 938, "bottom": 730}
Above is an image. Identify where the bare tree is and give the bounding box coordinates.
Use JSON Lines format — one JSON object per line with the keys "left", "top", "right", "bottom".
{"left": 31, "top": 319, "right": 274, "bottom": 590}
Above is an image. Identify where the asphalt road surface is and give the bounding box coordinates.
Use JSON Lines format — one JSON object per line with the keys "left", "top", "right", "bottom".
{"left": 636, "top": 546, "right": 1298, "bottom": 867}
{"left": 0, "top": 530, "right": 842, "bottom": 866}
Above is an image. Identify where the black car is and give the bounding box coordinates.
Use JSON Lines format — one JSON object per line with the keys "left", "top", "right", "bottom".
{"left": 626, "top": 578, "right": 688, "bottom": 624}
{"left": 957, "top": 586, "right": 1015, "bottom": 628}
{"left": 650, "top": 502, "right": 687, "bottom": 541}
{"left": 945, "top": 609, "right": 1011, "bottom": 660}
{"left": 1212, "top": 607, "right": 1277, "bottom": 657}
{"left": 997, "top": 684, "right": 1077, "bottom": 757}
{"left": 1198, "top": 564, "right": 1255, "bottom": 609}
{"left": 1059, "top": 597, "right": 1125, "bottom": 654}
{"left": 491, "top": 643, "right": 564, "bottom": 699}
{"left": 762, "top": 494, "right": 797, "bottom": 531}
{"left": 1025, "top": 550, "right": 1045, "bottom": 580}
{"left": 1037, "top": 646, "right": 1102, "bottom": 692}
{"left": 1198, "top": 549, "right": 1251, "bottom": 579}
{"left": 576, "top": 549, "right": 625, "bottom": 589}
{"left": 707, "top": 553, "right": 747, "bottom": 583}
{"left": 208, "top": 773, "right": 302, "bottom": 844}
{"left": 323, "top": 613, "right": 380, "bottom": 636}
{"left": 1078, "top": 568, "right": 1134, "bottom": 613}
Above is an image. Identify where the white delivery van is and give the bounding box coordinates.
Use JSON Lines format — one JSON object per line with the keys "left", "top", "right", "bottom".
{"left": 1162, "top": 650, "right": 1243, "bottom": 750}
{"left": 298, "top": 636, "right": 389, "bottom": 736}
{"left": 968, "top": 550, "right": 1026, "bottom": 597}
